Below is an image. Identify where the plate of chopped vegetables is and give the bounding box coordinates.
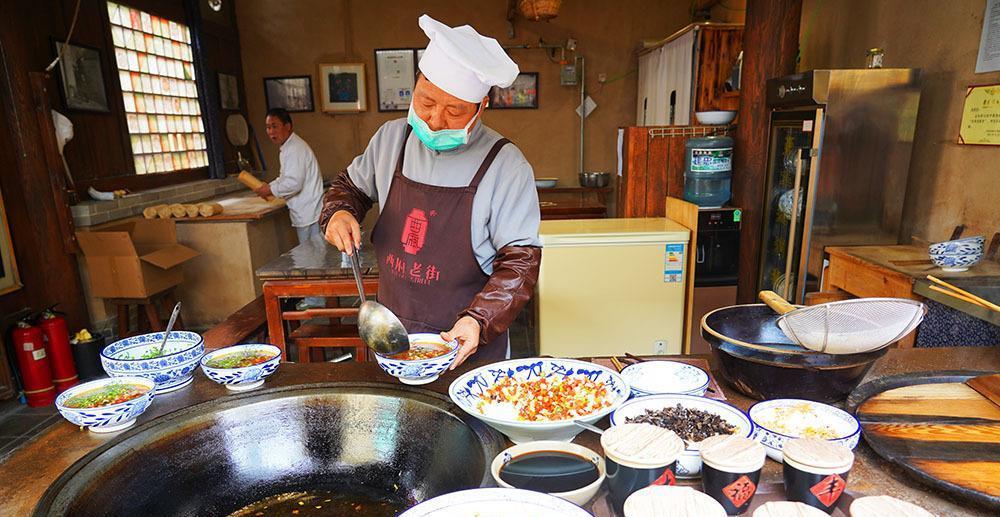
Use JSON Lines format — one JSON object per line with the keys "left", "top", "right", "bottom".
{"left": 56, "top": 376, "right": 156, "bottom": 433}
{"left": 449, "top": 358, "right": 630, "bottom": 443}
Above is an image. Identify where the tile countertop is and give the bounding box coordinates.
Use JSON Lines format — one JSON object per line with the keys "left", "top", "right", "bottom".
{"left": 0, "top": 347, "right": 995, "bottom": 516}
{"left": 255, "top": 234, "right": 378, "bottom": 279}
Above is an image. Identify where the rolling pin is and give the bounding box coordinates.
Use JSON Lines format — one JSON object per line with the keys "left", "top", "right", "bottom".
{"left": 238, "top": 171, "right": 273, "bottom": 200}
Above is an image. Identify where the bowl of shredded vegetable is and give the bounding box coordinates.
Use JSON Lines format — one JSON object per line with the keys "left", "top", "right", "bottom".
{"left": 200, "top": 343, "right": 281, "bottom": 391}
{"left": 56, "top": 376, "right": 156, "bottom": 433}
{"left": 448, "top": 358, "right": 630, "bottom": 443}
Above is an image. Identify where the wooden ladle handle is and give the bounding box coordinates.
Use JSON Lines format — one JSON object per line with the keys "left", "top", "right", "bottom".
{"left": 760, "top": 290, "right": 796, "bottom": 315}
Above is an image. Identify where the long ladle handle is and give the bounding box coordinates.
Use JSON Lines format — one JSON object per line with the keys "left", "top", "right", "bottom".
{"left": 759, "top": 290, "right": 796, "bottom": 315}
{"left": 349, "top": 244, "right": 366, "bottom": 304}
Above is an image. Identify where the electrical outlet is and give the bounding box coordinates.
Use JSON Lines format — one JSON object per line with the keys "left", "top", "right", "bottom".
{"left": 653, "top": 340, "right": 668, "bottom": 354}
{"left": 597, "top": 73, "right": 608, "bottom": 83}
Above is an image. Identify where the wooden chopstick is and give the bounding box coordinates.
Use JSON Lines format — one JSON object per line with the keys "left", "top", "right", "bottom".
{"left": 928, "top": 284, "right": 989, "bottom": 308}
{"left": 609, "top": 356, "right": 625, "bottom": 373}
{"left": 927, "top": 275, "right": 1000, "bottom": 312}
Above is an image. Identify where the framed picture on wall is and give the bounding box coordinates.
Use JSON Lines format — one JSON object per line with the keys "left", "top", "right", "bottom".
{"left": 375, "top": 49, "right": 416, "bottom": 112}
{"left": 218, "top": 72, "right": 240, "bottom": 110}
{"left": 0, "top": 186, "right": 22, "bottom": 296}
{"left": 263, "top": 75, "right": 314, "bottom": 113}
{"left": 489, "top": 72, "right": 538, "bottom": 109}
{"left": 52, "top": 40, "right": 109, "bottom": 112}
{"left": 319, "top": 63, "right": 367, "bottom": 113}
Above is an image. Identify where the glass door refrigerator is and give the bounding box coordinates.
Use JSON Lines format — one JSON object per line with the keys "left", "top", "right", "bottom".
{"left": 757, "top": 69, "right": 922, "bottom": 303}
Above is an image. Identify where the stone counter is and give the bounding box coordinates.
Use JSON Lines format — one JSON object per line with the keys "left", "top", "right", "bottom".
{"left": 0, "top": 347, "right": 995, "bottom": 516}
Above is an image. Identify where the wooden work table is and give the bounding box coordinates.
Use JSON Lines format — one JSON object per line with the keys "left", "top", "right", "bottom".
{"left": 255, "top": 236, "right": 379, "bottom": 362}
{"left": 823, "top": 245, "right": 1000, "bottom": 340}
{"left": 0, "top": 347, "right": 995, "bottom": 516}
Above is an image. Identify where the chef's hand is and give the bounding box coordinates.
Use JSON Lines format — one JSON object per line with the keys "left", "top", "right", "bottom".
{"left": 325, "top": 210, "right": 362, "bottom": 254}
{"left": 443, "top": 316, "right": 481, "bottom": 370}
{"left": 253, "top": 183, "right": 273, "bottom": 200}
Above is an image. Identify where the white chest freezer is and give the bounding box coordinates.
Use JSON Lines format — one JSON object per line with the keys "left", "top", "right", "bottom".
{"left": 536, "top": 218, "right": 690, "bottom": 357}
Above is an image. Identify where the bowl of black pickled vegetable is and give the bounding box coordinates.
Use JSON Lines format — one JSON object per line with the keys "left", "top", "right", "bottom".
{"left": 610, "top": 393, "right": 753, "bottom": 478}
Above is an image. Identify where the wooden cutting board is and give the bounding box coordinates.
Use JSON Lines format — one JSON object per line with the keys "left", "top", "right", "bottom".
{"left": 847, "top": 370, "right": 1000, "bottom": 511}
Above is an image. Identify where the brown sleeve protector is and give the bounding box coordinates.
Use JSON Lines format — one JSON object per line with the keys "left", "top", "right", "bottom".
{"left": 320, "top": 169, "right": 374, "bottom": 228}
{"left": 459, "top": 245, "right": 542, "bottom": 347}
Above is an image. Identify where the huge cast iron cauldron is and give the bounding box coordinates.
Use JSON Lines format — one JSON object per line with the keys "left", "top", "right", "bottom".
{"left": 34, "top": 382, "right": 505, "bottom": 516}
{"left": 701, "top": 304, "right": 888, "bottom": 403}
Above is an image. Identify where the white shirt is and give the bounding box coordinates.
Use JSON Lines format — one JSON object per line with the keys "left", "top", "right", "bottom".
{"left": 270, "top": 132, "right": 323, "bottom": 227}
{"left": 346, "top": 118, "right": 541, "bottom": 274}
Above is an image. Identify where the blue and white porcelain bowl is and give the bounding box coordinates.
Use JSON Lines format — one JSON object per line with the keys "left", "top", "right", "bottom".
{"left": 748, "top": 399, "right": 861, "bottom": 462}
{"left": 449, "top": 358, "right": 630, "bottom": 444}
{"left": 929, "top": 236, "right": 985, "bottom": 272}
{"left": 200, "top": 344, "right": 281, "bottom": 391}
{"left": 620, "top": 361, "right": 710, "bottom": 398}
{"left": 374, "top": 333, "right": 458, "bottom": 385}
{"left": 101, "top": 331, "right": 204, "bottom": 393}
{"left": 610, "top": 393, "right": 753, "bottom": 479}
{"left": 56, "top": 376, "right": 155, "bottom": 433}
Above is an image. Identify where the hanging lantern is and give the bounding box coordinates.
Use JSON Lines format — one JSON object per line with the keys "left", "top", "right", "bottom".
{"left": 518, "top": 0, "right": 562, "bottom": 21}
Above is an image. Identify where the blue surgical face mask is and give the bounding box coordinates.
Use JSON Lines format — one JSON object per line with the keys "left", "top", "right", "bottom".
{"left": 407, "top": 103, "right": 482, "bottom": 152}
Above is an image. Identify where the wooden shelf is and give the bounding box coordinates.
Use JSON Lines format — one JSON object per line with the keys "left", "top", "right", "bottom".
{"left": 537, "top": 186, "right": 613, "bottom": 194}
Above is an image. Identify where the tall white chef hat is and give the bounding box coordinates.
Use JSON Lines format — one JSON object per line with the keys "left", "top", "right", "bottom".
{"left": 417, "top": 14, "right": 519, "bottom": 103}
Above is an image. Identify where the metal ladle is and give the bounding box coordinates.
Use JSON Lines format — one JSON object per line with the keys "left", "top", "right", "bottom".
{"left": 348, "top": 244, "right": 409, "bottom": 356}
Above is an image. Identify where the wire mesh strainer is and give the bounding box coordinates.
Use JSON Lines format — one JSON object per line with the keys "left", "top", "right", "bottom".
{"left": 759, "top": 291, "right": 927, "bottom": 354}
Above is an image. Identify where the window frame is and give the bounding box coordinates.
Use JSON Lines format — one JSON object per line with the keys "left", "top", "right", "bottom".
{"left": 80, "top": 1, "right": 212, "bottom": 195}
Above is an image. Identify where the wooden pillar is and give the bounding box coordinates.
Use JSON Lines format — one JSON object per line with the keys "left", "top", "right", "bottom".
{"left": 732, "top": 0, "right": 803, "bottom": 303}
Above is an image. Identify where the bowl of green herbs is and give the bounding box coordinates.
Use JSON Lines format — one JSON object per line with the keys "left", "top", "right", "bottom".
{"left": 101, "top": 331, "right": 204, "bottom": 393}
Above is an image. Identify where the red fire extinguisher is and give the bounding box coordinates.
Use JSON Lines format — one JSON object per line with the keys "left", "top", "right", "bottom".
{"left": 11, "top": 321, "right": 56, "bottom": 407}
{"left": 39, "top": 309, "right": 79, "bottom": 393}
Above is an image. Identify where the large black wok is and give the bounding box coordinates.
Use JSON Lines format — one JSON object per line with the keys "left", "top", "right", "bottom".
{"left": 34, "top": 382, "right": 505, "bottom": 516}
{"left": 701, "top": 304, "right": 887, "bottom": 403}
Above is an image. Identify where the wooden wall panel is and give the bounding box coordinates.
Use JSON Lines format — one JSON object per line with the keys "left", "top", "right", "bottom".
{"left": 695, "top": 26, "right": 743, "bottom": 113}
{"left": 731, "top": 0, "right": 802, "bottom": 303}
{"left": 644, "top": 136, "right": 669, "bottom": 217}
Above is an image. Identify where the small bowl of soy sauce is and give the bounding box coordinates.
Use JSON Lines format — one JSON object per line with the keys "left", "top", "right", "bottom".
{"left": 491, "top": 441, "right": 606, "bottom": 506}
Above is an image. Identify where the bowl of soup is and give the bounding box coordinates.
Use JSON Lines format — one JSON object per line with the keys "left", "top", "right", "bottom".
{"left": 56, "top": 376, "right": 156, "bottom": 433}
{"left": 101, "top": 331, "right": 204, "bottom": 393}
{"left": 374, "top": 333, "right": 458, "bottom": 385}
{"left": 200, "top": 344, "right": 281, "bottom": 391}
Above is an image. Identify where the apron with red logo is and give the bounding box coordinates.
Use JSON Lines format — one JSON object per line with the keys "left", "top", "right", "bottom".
{"left": 372, "top": 126, "right": 510, "bottom": 361}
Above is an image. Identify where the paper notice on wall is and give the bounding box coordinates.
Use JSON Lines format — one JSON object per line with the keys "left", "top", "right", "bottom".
{"left": 977, "top": 0, "right": 1000, "bottom": 73}
{"left": 575, "top": 95, "right": 597, "bottom": 118}
{"left": 617, "top": 128, "right": 624, "bottom": 176}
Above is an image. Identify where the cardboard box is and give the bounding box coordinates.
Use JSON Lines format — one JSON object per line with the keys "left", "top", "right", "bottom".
{"left": 76, "top": 220, "right": 200, "bottom": 299}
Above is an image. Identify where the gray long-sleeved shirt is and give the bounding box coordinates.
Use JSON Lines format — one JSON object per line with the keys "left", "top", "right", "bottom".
{"left": 346, "top": 118, "right": 541, "bottom": 274}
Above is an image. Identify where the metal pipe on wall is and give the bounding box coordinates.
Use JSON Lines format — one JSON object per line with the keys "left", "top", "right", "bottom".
{"left": 578, "top": 55, "right": 585, "bottom": 176}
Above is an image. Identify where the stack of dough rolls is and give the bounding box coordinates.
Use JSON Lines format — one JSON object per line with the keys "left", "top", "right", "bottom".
{"left": 141, "top": 202, "right": 223, "bottom": 219}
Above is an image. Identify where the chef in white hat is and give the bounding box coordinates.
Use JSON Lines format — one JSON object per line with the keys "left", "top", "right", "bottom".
{"left": 321, "top": 15, "right": 541, "bottom": 368}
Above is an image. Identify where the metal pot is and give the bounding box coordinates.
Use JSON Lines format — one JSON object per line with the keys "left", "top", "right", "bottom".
{"left": 578, "top": 172, "right": 610, "bottom": 188}
{"left": 700, "top": 304, "right": 887, "bottom": 403}
{"left": 34, "top": 383, "right": 505, "bottom": 516}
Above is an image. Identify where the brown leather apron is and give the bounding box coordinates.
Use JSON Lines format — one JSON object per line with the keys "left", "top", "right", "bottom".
{"left": 372, "top": 126, "right": 510, "bottom": 361}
